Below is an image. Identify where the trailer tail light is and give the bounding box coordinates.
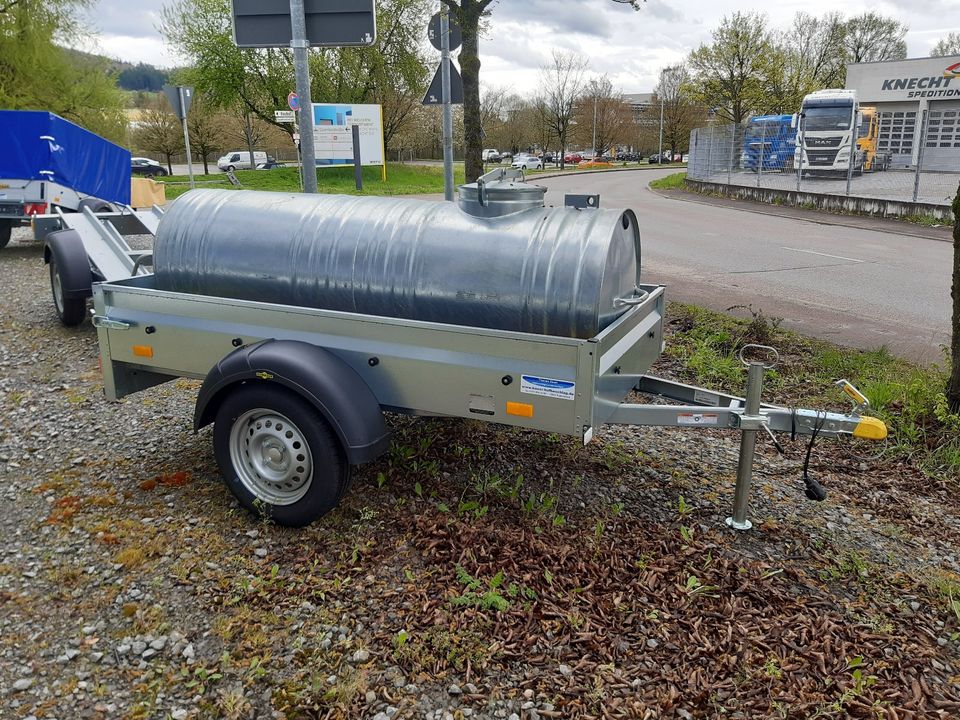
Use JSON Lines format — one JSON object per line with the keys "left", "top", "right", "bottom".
{"left": 24, "top": 202, "right": 48, "bottom": 216}
{"left": 132, "top": 345, "right": 154, "bottom": 358}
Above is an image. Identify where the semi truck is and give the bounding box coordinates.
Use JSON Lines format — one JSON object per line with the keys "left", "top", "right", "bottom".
{"left": 741, "top": 114, "right": 796, "bottom": 171}
{"left": 0, "top": 110, "right": 131, "bottom": 249}
{"left": 794, "top": 89, "right": 864, "bottom": 176}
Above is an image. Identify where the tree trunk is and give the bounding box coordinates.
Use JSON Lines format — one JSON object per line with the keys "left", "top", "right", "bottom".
{"left": 202, "top": 154, "right": 209, "bottom": 175}
{"left": 948, "top": 182, "right": 960, "bottom": 412}
{"left": 458, "top": 3, "right": 483, "bottom": 183}
{"left": 165, "top": 154, "right": 173, "bottom": 175}
{"left": 244, "top": 112, "right": 256, "bottom": 170}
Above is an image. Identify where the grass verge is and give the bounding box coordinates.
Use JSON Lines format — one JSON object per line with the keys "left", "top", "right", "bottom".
{"left": 161, "top": 163, "right": 465, "bottom": 200}
{"left": 648, "top": 171, "right": 687, "bottom": 190}
{"left": 662, "top": 302, "right": 960, "bottom": 478}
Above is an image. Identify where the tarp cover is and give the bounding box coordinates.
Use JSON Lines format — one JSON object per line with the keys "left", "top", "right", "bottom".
{"left": 0, "top": 110, "right": 131, "bottom": 205}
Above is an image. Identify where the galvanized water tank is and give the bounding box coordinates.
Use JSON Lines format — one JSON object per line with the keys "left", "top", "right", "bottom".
{"left": 153, "top": 179, "right": 641, "bottom": 339}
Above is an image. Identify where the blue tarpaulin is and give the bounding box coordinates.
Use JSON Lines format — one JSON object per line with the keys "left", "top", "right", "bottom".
{"left": 0, "top": 110, "right": 131, "bottom": 205}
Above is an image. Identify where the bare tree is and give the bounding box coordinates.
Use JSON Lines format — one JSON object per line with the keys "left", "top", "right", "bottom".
{"left": 651, "top": 65, "right": 703, "bottom": 159}
{"left": 571, "top": 76, "right": 631, "bottom": 158}
{"left": 844, "top": 12, "right": 908, "bottom": 64}
{"left": 134, "top": 103, "right": 183, "bottom": 174}
{"left": 537, "top": 50, "right": 588, "bottom": 169}
{"left": 186, "top": 95, "right": 227, "bottom": 174}
{"left": 931, "top": 33, "right": 960, "bottom": 58}
{"left": 783, "top": 12, "right": 847, "bottom": 89}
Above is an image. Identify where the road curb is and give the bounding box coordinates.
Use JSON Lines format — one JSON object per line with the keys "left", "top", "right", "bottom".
{"left": 647, "top": 185, "right": 953, "bottom": 243}
{"left": 531, "top": 165, "right": 685, "bottom": 182}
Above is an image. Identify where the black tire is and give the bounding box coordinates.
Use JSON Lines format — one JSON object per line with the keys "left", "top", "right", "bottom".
{"left": 77, "top": 198, "right": 113, "bottom": 213}
{"left": 227, "top": 165, "right": 236, "bottom": 172}
{"left": 49, "top": 256, "right": 87, "bottom": 326}
{"left": 213, "top": 384, "right": 351, "bottom": 527}
{"left": 0, "top": 220, "right": 11, "bottom": 249}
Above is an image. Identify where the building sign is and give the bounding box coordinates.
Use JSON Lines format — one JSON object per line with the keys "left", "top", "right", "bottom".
{"left": 311, "top": 103, "right": 385, "bottom": 167}
{"left": 846, "top": 56, "right": 960, "bottom": 102}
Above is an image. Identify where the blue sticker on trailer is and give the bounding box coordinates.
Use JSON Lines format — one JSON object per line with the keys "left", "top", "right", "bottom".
{"left": 520, "top": 375, "right": 576, "bottom": 401}
{"left": 0, "top": 110, "right": 131, "bottom": 205}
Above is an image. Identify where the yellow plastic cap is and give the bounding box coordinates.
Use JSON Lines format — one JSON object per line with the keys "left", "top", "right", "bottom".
{"left": 852, "top": 416, "right": 887, "bottom": 441}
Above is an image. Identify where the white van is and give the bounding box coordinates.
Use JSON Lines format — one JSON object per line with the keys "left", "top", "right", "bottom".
{"left": 217, "top": 151, "right": 268, "bottom": 171}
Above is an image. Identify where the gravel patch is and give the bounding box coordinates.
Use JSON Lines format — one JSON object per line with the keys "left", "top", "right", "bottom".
{"left": 1, "top": 226, "right": 958, "bottom": 718}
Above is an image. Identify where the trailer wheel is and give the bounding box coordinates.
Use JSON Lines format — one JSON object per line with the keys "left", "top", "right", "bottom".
{"left": 0, "top": 220, "right": 11, "bottom": 249}
{"left": 49, "top": 256, "right": 87, "bottom": 326}
{"left": 213, "top": 384, "right": 351, "bottom": 527}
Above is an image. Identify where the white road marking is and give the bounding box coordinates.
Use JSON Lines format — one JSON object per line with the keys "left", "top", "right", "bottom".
{"left": 782, "top": 247, "right": 864, "bottom": 263}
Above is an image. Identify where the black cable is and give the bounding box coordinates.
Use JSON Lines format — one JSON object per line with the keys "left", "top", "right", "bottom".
{"left": 802, "top": 411, "right": 828, "bottom": 501}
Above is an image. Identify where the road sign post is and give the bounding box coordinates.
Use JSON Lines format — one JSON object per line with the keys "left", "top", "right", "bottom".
{"left": 163, "top": 84, "right": 195, "bottom": 189}
{"left": 229, "top": 0, "right": 377, "bottom": 194}
{"left": 440, "top": 5, "right": 453, "bottom": 201}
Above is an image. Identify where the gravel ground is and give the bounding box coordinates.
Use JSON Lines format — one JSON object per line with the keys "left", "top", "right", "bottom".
{"left": 2, "top": 225, "right": 960, "bottom": 719}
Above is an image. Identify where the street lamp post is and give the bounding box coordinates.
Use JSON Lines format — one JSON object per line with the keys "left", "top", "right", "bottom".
{"left": 658, "top": 94, "right": 664, "bottom": 162}
{"left": 591, "top": 94, "right": 597, "bottom": 157}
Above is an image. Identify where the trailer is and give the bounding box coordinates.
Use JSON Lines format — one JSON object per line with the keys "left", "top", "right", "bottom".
{"left": 51, "top": 178, "right": 888, "bottom": 528}
{"left": 0, "top": 110, "right": 132, "bottom": 249}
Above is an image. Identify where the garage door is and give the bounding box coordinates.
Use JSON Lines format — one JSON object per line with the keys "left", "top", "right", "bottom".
{"left": 922, "top": 104, "right": 960, "bottom": 171}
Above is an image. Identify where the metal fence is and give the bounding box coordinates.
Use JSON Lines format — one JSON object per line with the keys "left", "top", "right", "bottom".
{"left": 687, "top": 106, "right": 960, "bottom": 209}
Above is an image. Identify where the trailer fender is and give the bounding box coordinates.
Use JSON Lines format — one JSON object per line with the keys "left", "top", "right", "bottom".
{"left": 194, "top": 339, "right": 391, "bottom": 465}
{"left": 43, "top": 229, "right": 93, "bottom": 299}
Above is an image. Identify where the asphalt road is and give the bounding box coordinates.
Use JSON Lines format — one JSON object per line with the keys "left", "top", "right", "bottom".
{"left": 536, "top": 169, "right": 952, "bottom": 363}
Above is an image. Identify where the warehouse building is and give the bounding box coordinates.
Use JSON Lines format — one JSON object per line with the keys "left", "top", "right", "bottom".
{"left": 845, "top": 54, "right": 960, "bottom": 169}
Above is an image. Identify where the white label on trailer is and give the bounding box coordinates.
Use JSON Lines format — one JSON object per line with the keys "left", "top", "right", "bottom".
{"left": 693, "top": 389, "right": 720, "bottom": 406}
{"left": 678, "top": 413, "right": 719, "bottom": 426}
{"left": 521, "top": 375, "right": 575, "bottom": 401}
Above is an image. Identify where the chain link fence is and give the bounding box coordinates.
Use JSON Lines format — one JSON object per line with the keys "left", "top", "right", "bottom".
{"left": 688, "top": 104, "right": 959, "bottom": 210}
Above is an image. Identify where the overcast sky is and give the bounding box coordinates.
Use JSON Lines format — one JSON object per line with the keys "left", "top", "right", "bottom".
{"left": 74, "top": 0, "right": 960, "bottom": 93}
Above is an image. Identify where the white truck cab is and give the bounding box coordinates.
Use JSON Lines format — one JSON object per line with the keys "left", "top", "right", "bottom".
{"left": 795, "top": 89, "right": 864, "bottom": 175}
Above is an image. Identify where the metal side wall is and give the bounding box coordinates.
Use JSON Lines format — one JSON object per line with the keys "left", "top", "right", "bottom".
{"left": 93, "top": 278, "right": 618, "bottom": 437}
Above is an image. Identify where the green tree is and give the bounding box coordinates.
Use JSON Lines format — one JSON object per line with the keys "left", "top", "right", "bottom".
{"left": 950, "top": 184, "right": 960, "bottom": 412}
{"left": 843, "top": 12, "right": 908, "bottom": 64}
{"left": 688, "top": 12, "right": 772, "bottom": 124}
{"left": 536, "top": 50, "right": 588, "bottom": 169}
{"left": 161, "top": 0, "right": 429, "bottom": 151}
{"left": 0, "top": 0, "right": 127, "bottom": 142}
{"left": 931, "top": 33, "right": 960, "bottom": 58}
{"left": 647, "top": 65, "right": 703, "bottom": 158}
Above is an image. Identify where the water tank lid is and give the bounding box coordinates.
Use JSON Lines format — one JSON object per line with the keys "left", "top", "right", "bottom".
{"left": 458, "top": 178, "right": 546, "bottom": 204}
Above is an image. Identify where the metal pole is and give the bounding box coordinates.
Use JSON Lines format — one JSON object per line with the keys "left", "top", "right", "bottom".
{"left": 726, "top": 124, "right": 734, "bottom": 186}
{"left": 756, "top": 119, "right": 765, "bottom": 187}
{"left": 592, "top": 94, "right": 597, "bottom": 158}
{"left": 352, "top": 123, "right": 362, "bottom": 191}
{"left": 658, "top": 95, "right": 664, "bottom": 162}
{"left": 845, "top": 104, "right": 856, "bottom": 197}
{"left": 290, "top": 0, "right": 317, "bottom": 194}
{"left": 727, "top": 362, "right": 765, "bottom": 531}
{"left": 179, "top": 87, "right": 195, "bottom": 188}
{"left": 796, "top": 115, "right": 805, "bottom": 193}
{"left": 440, "top": 3, "right": 454, "bottom": 202}
{"left": 912, "top": 109, "right": 927, "bottom": 203}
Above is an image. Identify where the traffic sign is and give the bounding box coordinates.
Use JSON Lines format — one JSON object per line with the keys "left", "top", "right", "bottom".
{"left": 275, "top": 110, "right": 296, "bottom": 123}
{"left": 422, "top": 62, "right": 463, "bottom": 105}
{"left": 231, "top": 0, "right": 377, "bottom": 48}
{"left": 163, "top": 84, "right": 194, "bottom": 120}
{"left": 428, "top": 12, "right": 461, "bottom": 51}
{"left": 287, "top": 92, "right": 299, "bottom": 111}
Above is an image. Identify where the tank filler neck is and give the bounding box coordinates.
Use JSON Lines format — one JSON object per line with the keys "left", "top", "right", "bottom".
{"left": 457, "top": 166, "right": 546, "bottom": 218}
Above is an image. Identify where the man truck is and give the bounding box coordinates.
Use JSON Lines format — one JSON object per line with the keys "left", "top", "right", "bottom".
{"left": 741, "top": 114, "right": 797, "bottom": 172}
{"left": 794, "top": 89, "right": 864, "bottom": 176}
{"left": 0, "top": 110, "right": 131, "bottom": 249}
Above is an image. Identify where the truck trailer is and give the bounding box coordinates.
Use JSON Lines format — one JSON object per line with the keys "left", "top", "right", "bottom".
{"left": 0, "top": 110, "right": 131, "bottom": 248}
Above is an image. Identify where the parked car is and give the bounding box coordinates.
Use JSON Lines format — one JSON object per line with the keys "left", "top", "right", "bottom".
{"left": 648, "top": 152, "right": 673, "bottom": 164}
{"left": 541, "top": 152, "right": 555, "bottom": 164}
{"left": 256, "top": 159, "right": 285, "bottom": 170}
{"left": 563, "top": 153, "right": 582, "bottom": 164}
{"left": 512, "top": 155, "right": 543, "bottom": 171}
{"left": 131, "top": 157, "right": 168, "bottom": 177}
{"left": 482, "top": 148, "right": 501, "bottom": 163}
{"left": 217, "top": 150, "right": 267, "bottom": 171}
{"left": 681, "top": 154, "right": 689, "bottom": 163}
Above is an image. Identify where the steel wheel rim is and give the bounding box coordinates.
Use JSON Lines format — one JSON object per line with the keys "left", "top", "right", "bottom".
{"left": 51, "top": 263, "right": 64, "bottom": 313}
{"left": 229, "top": 408, "right": 313, "bottom": 506}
